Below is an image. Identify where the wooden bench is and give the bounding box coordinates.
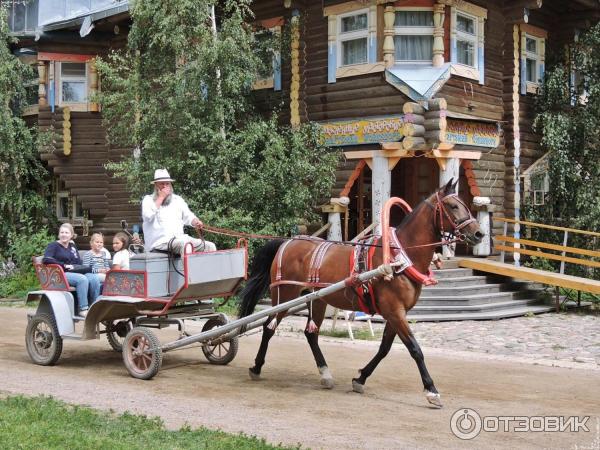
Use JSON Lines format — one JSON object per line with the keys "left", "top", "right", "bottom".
{"left": 459, "top": 217, "right": 600, "bottom": 312}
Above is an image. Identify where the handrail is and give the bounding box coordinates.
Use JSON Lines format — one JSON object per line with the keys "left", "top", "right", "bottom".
{"left": 311, "top": 222, "right": 331, "bottom": 238}
{"left": 496, "top": 235, "right": 600, "bottom": 259}
{"left": 351, "top": 222, "right": 377, "bottom": 242}
{"left": 494, "top": 217, "right": 600, "bottom": 238}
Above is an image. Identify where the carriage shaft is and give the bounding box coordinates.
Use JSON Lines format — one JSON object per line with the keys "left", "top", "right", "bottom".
{"left": 160, "top": 264, "right": 392, "bottom": 352}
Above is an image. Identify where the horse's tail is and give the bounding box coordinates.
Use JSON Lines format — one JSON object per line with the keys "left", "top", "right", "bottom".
{"left": 238, "top": 239, "right": 285, "bottom": 318}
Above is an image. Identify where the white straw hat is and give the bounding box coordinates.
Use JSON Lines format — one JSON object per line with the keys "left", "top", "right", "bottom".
{"left": 151, "top": 169, "right": 175, "bottom": 184}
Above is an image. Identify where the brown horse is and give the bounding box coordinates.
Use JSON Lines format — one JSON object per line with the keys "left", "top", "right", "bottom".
{"left": 238, "top": 180, "right": 484, "bottom": 407}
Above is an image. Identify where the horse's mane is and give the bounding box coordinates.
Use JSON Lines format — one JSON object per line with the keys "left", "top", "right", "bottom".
{"left": 395, "top": 194, "right": 433, "bottom": 230}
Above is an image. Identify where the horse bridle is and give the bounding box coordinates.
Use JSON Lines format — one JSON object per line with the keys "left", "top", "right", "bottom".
{"left": 432, "top": 191, "right": 477, "bottom": 242}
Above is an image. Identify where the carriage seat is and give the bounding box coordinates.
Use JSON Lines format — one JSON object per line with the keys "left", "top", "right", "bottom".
{"left": 32, "top": 256, "right": 75, "bottom": 292}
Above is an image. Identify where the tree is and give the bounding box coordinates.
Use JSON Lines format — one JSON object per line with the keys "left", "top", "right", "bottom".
{"left": 96, "top": 0, "right": 340, "bottom": 248}
{"left": 528, "top": 23, "right": 600, "bottom": 277}
{"left": 0, "top": 4, "right": 51, "bottom": 259}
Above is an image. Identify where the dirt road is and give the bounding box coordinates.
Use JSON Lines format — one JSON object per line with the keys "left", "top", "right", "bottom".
{"left": 1, "top": 307, "right": 599, "bottom": 449}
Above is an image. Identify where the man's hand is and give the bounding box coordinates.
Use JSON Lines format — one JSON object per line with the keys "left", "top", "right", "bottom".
{"left": 192, "top": 218, "right": 204, "bottom": 230}
{"left": 154, "top": 182, "right": 172, "bottom": 207}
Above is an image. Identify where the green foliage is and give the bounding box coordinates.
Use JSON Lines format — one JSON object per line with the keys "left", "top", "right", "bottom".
{"left": 529, "top": 23, "right": 600, "bottom": 279}
{"left": 0, "top": 5, "right": 52, "bottom": 256}
{"left": 0, "top": 271, "right": 38, "bottom": 299}
{"left": 7, "top": 227, "right": 53, "bottom": 272}
{"left": 0, "top": 395, "right": 295, "bottom": 449}
{"left": 96, "top": 0, "right": 339, "bottom": 247}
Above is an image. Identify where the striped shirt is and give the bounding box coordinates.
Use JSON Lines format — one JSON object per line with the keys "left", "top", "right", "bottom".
{"left": 82, "top": 248, "right": 111, "bottom": 273}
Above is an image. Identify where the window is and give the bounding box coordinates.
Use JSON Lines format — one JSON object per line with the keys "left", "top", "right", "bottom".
{"left": 252, "top": 23, "right": 282, "bottom": 91}
{"left": 450, "top": 3, "right": 486, "bottom": 83}
{"left": 524, "top": 35, "right": 542, "bottom": 83}
{"left": 59, "top": 62, "right": 87, "bottom": 104}
{"left": 394, "top": 9, "right": 434, "bottom": 62}
{"left": 520, "top": 27, "right": 546, "bottom": 94}
{"left": 6, "top": 0, "right": 38, "bottom": 34}
{"left": 338, "top": 9, "right": 370, "bottom": 66}
{"left": 456, "top": 13, "right": 476, "bottom": 67}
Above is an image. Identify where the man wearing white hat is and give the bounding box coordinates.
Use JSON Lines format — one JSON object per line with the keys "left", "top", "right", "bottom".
{"left": 141, "top": 169, "right": 216, "bottom": 255}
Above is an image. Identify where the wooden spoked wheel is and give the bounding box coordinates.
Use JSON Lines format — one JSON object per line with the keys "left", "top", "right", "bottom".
{"left": 122, "top": 327, "right": 162, "bottom": 380}
{"left": 201, "top": 317, "right": 238, "bottom": 365}
{"left": 25, "top": 313, "right": 63, "bottom": 366}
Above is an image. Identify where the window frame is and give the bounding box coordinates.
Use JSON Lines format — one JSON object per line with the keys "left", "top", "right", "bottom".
{"left": 393, "top": 7, "right": 435, "bottom": 65}
{"left": 252, "top": 21, "right": 283, "bottom": 91}
{"left": 58, "top": 61, "right": 88, "bottom": 106}
{"left": 524, "top": 34, "right": 543, "bottom": 85}
{"left": 336, "top": 8, "right": 371, "bottom": 68}
{"left": 450, "top": 3, "right": 486, "bottom": 84}
{"left": 454, "top": 11, "right": 478, "bottom": 69}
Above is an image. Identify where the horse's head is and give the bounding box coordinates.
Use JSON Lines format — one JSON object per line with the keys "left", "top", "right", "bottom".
{"left": 431, "top": 179, "right": 484, "bottom": 246}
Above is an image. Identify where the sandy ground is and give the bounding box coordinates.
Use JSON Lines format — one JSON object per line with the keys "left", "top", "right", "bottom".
{"left": 1, "top": 306, "right": 599, "bottom": 449}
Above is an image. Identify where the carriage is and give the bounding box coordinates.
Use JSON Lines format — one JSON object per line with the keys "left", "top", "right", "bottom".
{"left": 26, "top": 241, "right": 249, "bottom": 377}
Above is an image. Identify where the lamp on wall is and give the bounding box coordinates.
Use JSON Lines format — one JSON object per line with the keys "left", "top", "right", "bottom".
{"left": 523, "top": 7, "right": 530, "bottom": 23}
{"left": 284, "top": 0, "right": 292, "bottom": 8}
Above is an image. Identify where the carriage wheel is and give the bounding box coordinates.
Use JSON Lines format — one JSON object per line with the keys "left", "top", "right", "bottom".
{"left": 122, "top": 327, "right": 162, "bottom": 380}
{"left": 25, "top": 313, "right": 63, "bottom": 366}
{"left": 201, "top": 317, "right": 238, "bottom": 365}
{"left": 106, "top": 320, "right": 133, "bottom": 353}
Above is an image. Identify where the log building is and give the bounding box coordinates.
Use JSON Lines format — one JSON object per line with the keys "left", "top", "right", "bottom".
{"left": 6, "top": 0, "right": 600, "bottom": 251}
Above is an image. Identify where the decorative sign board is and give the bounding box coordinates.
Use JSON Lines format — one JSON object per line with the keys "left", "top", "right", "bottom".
{"left": 319, "top": 115, "right": 406, "bottom": 147}
{"left": 445, "top": 119, "right": 500, "bottom": 148}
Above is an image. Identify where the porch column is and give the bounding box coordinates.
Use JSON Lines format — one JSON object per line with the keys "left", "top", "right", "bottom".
{"left": 439, "top": 157, "right": 460, "bottom": 257}
{"left": 372, "top": 154, "right": 391, "bottom": 234}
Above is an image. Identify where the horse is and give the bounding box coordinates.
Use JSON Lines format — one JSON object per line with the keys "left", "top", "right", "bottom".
{"left": 238, "top": 179, "right": 484, "bottom": 407}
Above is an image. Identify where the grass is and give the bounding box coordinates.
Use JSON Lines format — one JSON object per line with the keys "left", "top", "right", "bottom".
{"left": 318, "top": 327, "right": 382, "bottom": 341}
{"left": 0, "top": 395, "right": 298, "bottom": 450}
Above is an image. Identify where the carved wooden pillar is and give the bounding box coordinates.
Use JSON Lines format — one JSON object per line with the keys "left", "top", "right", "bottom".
{"left": 383, "top": 5, "right": 395, "bottom": 68}
{"left": 433, "top": 2, "right": 446, "bottom": 67}
{"left": 88, "top": 58, "right": 99, "bottom": 112}
{"left": 37, "top": 61, "right": 47, "bottom": 106}
{"left": 290, "top": 12, "right": 301, "bottom": 127}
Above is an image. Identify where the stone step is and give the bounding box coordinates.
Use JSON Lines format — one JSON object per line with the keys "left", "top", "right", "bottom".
{"left": 410, "top": 298, "right": 544, "bottom": 314}
{"left": 419, "top": 289, "right": 541, "bottom": 303}
{"left": 406, "top": 305, "right": 555, "bottom": 322}
{"left": 431, "top": 268, "right": 474, "bottom": 279}
{"left": 425, "top": 281, "right": 506, "bottom": 294}
{"left": 429, "top": 275, "right": 488, "bottom": 286}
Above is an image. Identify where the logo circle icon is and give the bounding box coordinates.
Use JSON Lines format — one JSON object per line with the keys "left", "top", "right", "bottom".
{"left": 450, "top": 408, "right": 482, "bottom": 440}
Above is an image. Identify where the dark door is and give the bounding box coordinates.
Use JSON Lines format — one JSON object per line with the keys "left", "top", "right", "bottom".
{"left": 390, "top": 157, "right": 439, "bottom": 226}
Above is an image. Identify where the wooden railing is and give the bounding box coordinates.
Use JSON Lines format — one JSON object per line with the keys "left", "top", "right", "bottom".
{"left": 494, "top": 217, "right": 600, "bottom": 307}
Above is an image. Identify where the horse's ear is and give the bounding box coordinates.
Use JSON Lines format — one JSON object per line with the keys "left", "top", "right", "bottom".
{"left": 451, "top": 178, "right": 459, "bottom": 193}
{"left": 442, "top": 179, "right": 454, "bottom": 194}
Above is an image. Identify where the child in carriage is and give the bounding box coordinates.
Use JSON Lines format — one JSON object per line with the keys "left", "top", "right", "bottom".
{"left": 112, "top": 232, "right": 132, "bottom": 270}
{"left": 82, "top": 232, "right": 111, "bottom": 282}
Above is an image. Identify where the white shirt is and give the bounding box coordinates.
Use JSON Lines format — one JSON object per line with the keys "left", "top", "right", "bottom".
{"left": 112, "top": 249, "right": 131, "bottom": 270}
{"left": 141, "top": 193, "right": 197, "bottom": 250}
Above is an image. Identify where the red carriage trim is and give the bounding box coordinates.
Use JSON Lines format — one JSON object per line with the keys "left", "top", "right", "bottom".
{"left": 33, "top": 263, "right": 70, "bottom": 291}
{"left": 102, "top": 270, "right": 147, "bottom": 298}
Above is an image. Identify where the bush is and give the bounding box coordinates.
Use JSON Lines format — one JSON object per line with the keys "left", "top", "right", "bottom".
{"left": 7, "top": 227, "right": 53, "bottom": 273}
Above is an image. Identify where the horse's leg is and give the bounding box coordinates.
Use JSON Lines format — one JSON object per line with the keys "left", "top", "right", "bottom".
{"left": 303, "top": 299, "right": 334, "bottom": 389}
{"left": 249, "top": 285, "right": 299, "bottom": 381}
{"left": 351, "top": 321, "right": 396, "bottom": 394}
{"left": 392, "top": 312, "right": 442, "bottom": 408}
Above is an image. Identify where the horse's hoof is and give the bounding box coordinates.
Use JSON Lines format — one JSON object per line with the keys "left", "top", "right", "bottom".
{"left": 425, "top": 390, "right": 442, "bottom": 408}
{"left": 318, "top": 366, "right": 334, "bottom": 389}
{"left": 248, "top": 368, "right": 261, "bottom": 381}
{"left": 352, "top": 378, "right": 364, "bottom": 394}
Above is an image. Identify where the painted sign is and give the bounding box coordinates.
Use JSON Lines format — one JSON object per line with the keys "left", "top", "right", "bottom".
{"left": 319, "top": 115, "right": 406, "bottom": 147}
{"left": 445, "top": 119, "right": 500, "bottom": 148}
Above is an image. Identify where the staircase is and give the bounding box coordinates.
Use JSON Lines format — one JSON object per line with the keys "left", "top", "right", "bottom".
{"left": 405, "top": 259, "right": 554, "bottom": 322}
